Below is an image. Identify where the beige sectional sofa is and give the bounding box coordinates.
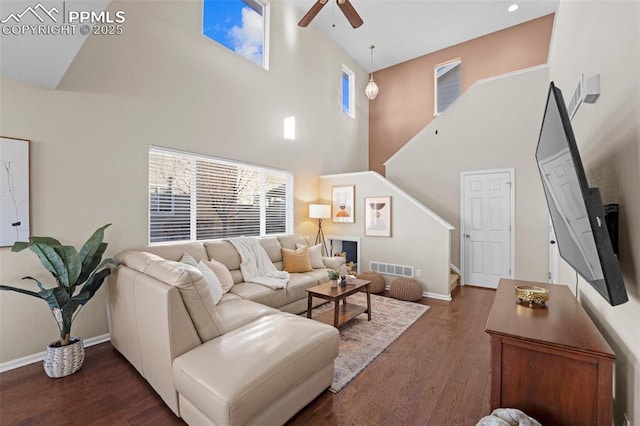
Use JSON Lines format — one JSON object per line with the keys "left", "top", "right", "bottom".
{"left": 106, "top": 235, "right": 343, "bottom": 425}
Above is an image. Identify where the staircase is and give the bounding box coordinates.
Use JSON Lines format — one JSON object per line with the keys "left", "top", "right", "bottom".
{"left": 449, "top": 271, "right": 460, "bottom": 291}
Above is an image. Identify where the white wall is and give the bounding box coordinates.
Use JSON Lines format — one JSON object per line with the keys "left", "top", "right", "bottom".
{"left": 0, "top": 0, "right": 369, "bottom": 363}
{"left": 548, "top": 1, "right": 640, "bottom": 424}
{"left": 385, "top": 66, "right": 550, "bottom": 284}
{"left": 319, "top": 172, "right": 453, "bottom": 299}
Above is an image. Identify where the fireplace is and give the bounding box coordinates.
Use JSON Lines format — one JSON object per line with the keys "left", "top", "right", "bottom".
{"left": 326, "top": 236, "right": 360, "bottom": 274}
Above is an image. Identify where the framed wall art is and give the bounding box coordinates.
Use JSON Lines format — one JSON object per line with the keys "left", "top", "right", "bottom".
{"left": 332, "top": 185, "right": 355, "bottom": 223}
{"left": 365, "top": 196, "right": 391, "bottom": 237}
{"left": 0, "top": 136, "right": 30, "bottom": 247}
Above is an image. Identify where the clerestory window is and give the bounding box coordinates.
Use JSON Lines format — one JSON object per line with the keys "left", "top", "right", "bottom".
{"left": 202, "top": 0, "right": 270, "bottom": 69}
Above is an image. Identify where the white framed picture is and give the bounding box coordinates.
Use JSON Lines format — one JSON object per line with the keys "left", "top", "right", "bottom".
{"left": 1, "top": 136, "right": 30, "bottom": 246}
{"left": 332, "top": 185, "right": 355, "bottom": 223}
{"left": 365, "top": 196, "right": 391, "bottom": 237}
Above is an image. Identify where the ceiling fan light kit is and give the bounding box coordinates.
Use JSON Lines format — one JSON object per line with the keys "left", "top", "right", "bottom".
{"left": 298, "top": 0, "right": 363, "bottom": 28}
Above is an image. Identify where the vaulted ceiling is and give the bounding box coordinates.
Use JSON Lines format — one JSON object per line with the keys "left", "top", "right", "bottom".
{"left": 295, "top": 0, "right": 558, "bottom": 71}
{"left": 0, "top": 0, "right": 558, "bottom": 89}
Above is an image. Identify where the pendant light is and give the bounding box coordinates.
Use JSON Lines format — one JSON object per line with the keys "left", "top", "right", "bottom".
{"left": 365, "top": 45, "right": 379, "bottom": 100}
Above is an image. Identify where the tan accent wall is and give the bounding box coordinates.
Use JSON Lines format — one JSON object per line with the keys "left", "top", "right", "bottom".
{"left": 548, "top": 1, "right": 640, "bottom": 424}
{"left": 0, "top": 0, "right": 368, "bottom": 363}
{"left": 370, "top": 14, "right": 555, "bottom": 175}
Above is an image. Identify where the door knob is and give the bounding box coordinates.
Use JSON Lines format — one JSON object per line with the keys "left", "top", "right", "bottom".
{"left": 550, "top": 240, "right": 556, "bottom": 245}
{"left": 465, "top": 234, "right": 470, "bottom": 238}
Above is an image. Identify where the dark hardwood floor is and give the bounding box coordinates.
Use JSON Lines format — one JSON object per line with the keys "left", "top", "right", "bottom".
{"left": 0, "top": 286, "right": 495, "bottom": 425}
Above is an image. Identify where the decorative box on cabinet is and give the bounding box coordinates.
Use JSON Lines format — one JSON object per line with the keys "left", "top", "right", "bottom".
{"left": 485, "top": 279, "right": 614, "bottom": 426}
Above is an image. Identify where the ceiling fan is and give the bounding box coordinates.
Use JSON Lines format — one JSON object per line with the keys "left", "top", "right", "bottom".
{"left": 298, "top": 0, "right": 364, "bottom": 29}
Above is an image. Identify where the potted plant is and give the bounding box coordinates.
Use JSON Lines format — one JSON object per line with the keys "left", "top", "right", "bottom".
{"left": 327, "top": 269, "right": 340, "bottom": 288}
{"left": 0, "top": 224, "right": 117, "bottom": 378}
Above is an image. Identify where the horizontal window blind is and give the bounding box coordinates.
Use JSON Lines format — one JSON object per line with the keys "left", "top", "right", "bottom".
{"left": 149, "top": 147, "right": 293, "bottom": 244}
{"left": 436, "top": 61, "right": 461, "bottom": 113}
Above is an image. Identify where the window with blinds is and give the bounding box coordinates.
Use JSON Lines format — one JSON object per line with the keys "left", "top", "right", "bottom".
{"left": 435, "top": 59, "right": 462, "bottom": 115}
{"left": 149, "top": 147, "right": 293, "bottom": 244}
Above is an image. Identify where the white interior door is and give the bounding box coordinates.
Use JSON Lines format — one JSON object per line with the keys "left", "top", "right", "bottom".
{"left": 462, "top": 170, "right": 513, "bottom": 288}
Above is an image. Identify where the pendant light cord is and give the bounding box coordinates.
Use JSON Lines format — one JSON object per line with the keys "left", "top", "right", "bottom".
{"left": 369, "top": 45, "right": 375, "bottom": 80}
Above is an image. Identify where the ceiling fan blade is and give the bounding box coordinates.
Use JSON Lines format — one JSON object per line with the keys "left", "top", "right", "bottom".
{"left": 298, "top": 0, "right": 328, "bottom": 27}
{"left": 337, "top": 0, "right": 363, "bottom": 29}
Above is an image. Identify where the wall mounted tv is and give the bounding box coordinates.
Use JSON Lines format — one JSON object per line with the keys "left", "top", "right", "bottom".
{"left": 535, "top": 82, "right": 628, "bottom": 306}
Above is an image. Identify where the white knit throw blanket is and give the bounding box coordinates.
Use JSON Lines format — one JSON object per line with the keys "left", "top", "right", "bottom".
{"left": 228, "top": 236, "right": 290, "bottom": 289}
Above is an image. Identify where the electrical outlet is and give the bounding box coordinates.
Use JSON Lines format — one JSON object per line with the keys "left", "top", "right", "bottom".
{"left": 416, "top": 269, "right": 422, "bottom": 277}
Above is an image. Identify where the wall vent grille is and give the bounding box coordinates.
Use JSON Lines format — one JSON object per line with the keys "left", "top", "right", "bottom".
{"left": 369, "top": 261, "right": 414, "bottom": 278}
{"left": 567, "top": 74, "right": 584, "bottom": 119}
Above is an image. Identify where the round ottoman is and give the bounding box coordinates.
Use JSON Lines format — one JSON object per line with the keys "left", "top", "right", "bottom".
{"left": 356, "top": 271, "right": 386, "bottom": 293}
{"left": 390, "top": 277, "right": 423, "bottom": 301}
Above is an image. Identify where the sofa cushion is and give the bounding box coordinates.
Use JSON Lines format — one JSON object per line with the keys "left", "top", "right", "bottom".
{"left": 277, "top": 235, "right": 308, "bottom": 250}
{"left": 173, "top": 314, "right": 339, "bottom": 426}
{"left": 197, "top": 260, "right": 223, "bottom": 305}
{"left": 116, "top": 251, "right": 224, "bottom": 342}
{"left": 215, "top": 298, "right": 279, "bottom": 334}
{"left": 297, "top": 243, "right": 324, "bottom": 269}
{"left": 259, "top": 237, "right": 283, "bottom": 264}
{"left": 282, "top": 246, "right": 312, "bottom": 273}
{"left": 229, "top": 282, "right": 288, "bottom": 308}
{"left": 180, "top": 252, "right": 198, "bottom": 267}
{"left": 204, "top": 241, "right": 242, "bottom": 273}
{"left": 202, "top": 259, "right": 234, "bottom": 294}
{"left": 141, "top": 242, "right": 208, "bottom": 262}
{"left": 285, "top": 273, "right": 319, "bottom": 304}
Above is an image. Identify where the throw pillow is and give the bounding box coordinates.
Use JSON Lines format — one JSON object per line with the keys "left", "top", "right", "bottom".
{"left": 197, "top": 260, "right": 223, "bottom": 305}
{"left": 180, "top": 252, "right": 198, "bottom": 267}
{"left": 296, "top": 243, "right": 324, "bottom": 269}
{"left": 203, "top": 259, "right": 234, "bottom": 294}
{"left": 282, "top": 246, "right": 312, "bottom": 273}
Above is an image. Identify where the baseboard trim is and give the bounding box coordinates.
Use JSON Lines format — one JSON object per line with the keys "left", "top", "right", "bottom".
{"left": 423, "top": 292, "right": 452, "bottom": 302}
{"left": 0, "top": 333, "right": 111, "bottom": 373}
{"left": 384, "top": 285, "right": 452, "bottom": 302}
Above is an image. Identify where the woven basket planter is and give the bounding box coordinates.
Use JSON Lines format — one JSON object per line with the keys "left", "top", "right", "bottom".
{"left": 390, "top": 278, "right": 423, "bottom": 301}
{"left": 44, "top": 338, "right": 85, "bottom": 378}
{"left": 356, "top": 271, "right": 386, "bottom": 293}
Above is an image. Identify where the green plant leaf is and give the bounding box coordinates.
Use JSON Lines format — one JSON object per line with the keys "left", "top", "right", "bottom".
{"left": 22, "top": 276, "right": 47, "bottom": 292}
{"left": 29, "top": 236, "right": 62, "bottom": 246}
{"left": 78, "top": 224, "right": 111, "bottom": 275}
{"left": 26, "top": 243, "right": 65, "bottom": 285}
{"left": 0, "top": 285, "right": 42, "bottom": 299}
{"left": 53, "top": 245, "right": 81, "bottom": 291}
{"left": 11, "top": 241, "right": 30, "bottom": 252}
{"left": 37, "top": 286, "right": 70, "bottom": 312}
{"left": 76, "top": 242, "right": 107, "bottom": 285}
{"left": 74, "top": 268, "right": 111, "bottom": 305}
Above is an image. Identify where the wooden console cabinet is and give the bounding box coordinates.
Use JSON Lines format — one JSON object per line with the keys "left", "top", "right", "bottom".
{"left": 485, "top": 279, "right": 614, "bottom": 425}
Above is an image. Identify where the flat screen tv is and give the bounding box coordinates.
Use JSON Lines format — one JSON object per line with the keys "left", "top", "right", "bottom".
{"left": 536, "top": 82, "right": 628, "bottom": 306}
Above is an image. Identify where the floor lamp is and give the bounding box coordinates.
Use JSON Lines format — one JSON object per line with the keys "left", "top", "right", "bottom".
{"left": 309, "top": 204, "right": 331, "bottom": 256}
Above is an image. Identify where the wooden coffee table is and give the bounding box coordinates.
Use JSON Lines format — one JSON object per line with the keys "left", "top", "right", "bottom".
{"left": 306, "top": 279, "right": 371, "bottom": 328}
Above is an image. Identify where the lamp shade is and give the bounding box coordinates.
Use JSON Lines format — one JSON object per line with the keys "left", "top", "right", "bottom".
{"left": 309, "top": 204, "right": 331, "bottom": 219}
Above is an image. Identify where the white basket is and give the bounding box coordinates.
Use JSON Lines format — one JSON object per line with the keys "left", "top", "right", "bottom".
{"left": 43, "top": 337, "right": 85, "bottom": 378}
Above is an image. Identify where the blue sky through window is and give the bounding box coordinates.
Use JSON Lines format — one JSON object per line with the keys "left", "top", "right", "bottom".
{"left": 203, "top": 0, "right": 264, "bottom": 67}
{"left": 342, "top": 71, "right": 350, "bottom": 115}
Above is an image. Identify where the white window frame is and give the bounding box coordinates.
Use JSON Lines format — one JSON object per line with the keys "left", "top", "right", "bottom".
{"left": 148, "top": 146, "right": 293, "bottom": 244}
{"left": 434, "top": 58, "right": 462, "bottom": 116}
{"left": 342, "top": 65, "right": 355, "bottom": 119}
